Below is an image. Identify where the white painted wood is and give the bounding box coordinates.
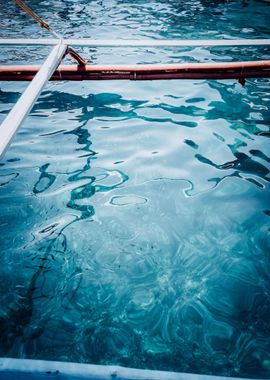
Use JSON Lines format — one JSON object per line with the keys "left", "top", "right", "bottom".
{"left": 0, "top": 42, "right": 67, "bottom": 159}
{"left": 65, "top": 38, "right": 270, "bottom": 47}
{"left": 0, "top": 38, "right": 57, "bottom": 45}
{"left": 0, "top": 358, "right": 262, "bottom": 380}
{"left": 0, "top": 38, "right": 270, "bottom": 47}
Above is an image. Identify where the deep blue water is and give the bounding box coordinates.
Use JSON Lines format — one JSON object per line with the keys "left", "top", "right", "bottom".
{"left": 0, "top": 0, "right": 270, "bottom": 378}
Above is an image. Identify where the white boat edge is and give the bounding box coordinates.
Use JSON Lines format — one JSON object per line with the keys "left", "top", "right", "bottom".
{"left": 0, "top": 357, "right": 263, "bottom": 380}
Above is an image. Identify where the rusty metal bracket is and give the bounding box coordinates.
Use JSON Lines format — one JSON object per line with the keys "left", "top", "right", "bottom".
{"left": 238, "top": 77, "right": 246, "bottom": 86}
{"left": 67, "top": 47, "right": 88, "bottom": 68}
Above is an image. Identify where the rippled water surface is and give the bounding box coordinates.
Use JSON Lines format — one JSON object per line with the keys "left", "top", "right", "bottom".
{"left": 0, "top": 0, "right": 270, "bottom": 378}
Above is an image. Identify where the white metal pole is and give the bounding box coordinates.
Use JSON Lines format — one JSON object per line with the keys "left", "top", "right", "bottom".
{"left": 64, "top": 38, "right": 270, "bottom": 47}
{"left": 0, "top": 42, "right": 67, "bottom": 159}
{"left": 0, "top": 38, "right": 270, "bottom": 47}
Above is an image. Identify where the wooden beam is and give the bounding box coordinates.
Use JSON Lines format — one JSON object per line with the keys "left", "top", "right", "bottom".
{"left": 0, "top": 38, "right": 270, "bottom": 47}
{"left": 0, "top": 357, "right": 264, "bottom": 380}
{"left": 0, "top": 60, "right": 269, "bottom": 81}
{"left": 0, "top": 43, "right": 67, "bottom": 158}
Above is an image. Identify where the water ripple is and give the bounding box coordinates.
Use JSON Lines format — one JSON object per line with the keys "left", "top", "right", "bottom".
{"left": 0, "top": 0, "right": 270, "bottom": 378}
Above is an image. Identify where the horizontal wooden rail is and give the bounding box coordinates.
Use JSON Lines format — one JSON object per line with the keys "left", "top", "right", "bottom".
{"left": 1, "top": 60, "right": 270, "bottom": 81}
{"left": 0, "top": 38, "right": 270, "bottom": 47}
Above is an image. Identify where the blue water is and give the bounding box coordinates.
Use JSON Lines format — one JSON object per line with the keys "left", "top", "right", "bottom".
{"left": 0, "top": 1, "right": 270, "bottom": 378}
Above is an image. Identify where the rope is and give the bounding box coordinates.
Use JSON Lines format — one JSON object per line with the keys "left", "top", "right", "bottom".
{"left": 15, "top": 0, "right": 61, "bottom": 39}
{"left": 15, "top": 0, "right": 87, "bottom": 66}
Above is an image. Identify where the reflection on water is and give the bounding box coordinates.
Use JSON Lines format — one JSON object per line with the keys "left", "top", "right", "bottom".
{"left": 0, "top": 77, "right": 269, "bottom": 378}
{"left": 0, "top": 0, "right": 270, "bottom": 378}
{"left": 195, "top": 150, "right": 269, "bottom": 187}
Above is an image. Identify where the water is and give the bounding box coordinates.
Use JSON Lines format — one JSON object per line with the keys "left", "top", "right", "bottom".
{"left": 0, "top": 0, "right": 270, "bottom": 378}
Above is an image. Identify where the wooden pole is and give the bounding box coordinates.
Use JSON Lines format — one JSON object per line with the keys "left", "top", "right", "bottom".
{"left": 0, "top": 38, "right": 270, "bottom": 47}
{"left": 0, "top": 43, "right": 67, "bottom": 158}
{"left": 0, "top": 60, "right": 269, "bottom": 81}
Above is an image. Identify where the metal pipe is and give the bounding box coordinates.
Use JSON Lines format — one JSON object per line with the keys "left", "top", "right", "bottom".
{"left": 0, "top": 42, "right": 67, "bottom": 159}
{"left": 0, "top": 38, "right": 270, "bottom": 47}
{"left": 0, "top": 60, "right": 269, "bottom": 81}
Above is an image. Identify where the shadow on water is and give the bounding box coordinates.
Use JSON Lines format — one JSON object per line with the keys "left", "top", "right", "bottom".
{"left": 0, "top": 223, "right": 69, "bottom": 355}
{"left": 206, "top": 81, "right": 270, "bottom": 129}
{"left": 196, "top": 151, "right": 270, "bottom": 189}
{"left": 33, "top": 164, "right": 56, "bottom": 194}
{"left": 0, "top": 268, "right": 39, "bottom": 354}
{"left": 0, "top": 92, "right": 99, "bottom": 356}
{"left": 2, "top": 84, "right": 270, "bottom": 131}
{"left": 0, "top": 0, "right": 270, "bottom": 375}
{"left": 0, "top": 178, "right": 90, "bottom": 356}
{"left": 0, "top": 82, "right": 270, "bottom": 377}
{"left": 1, "top": 86, "right": 270, "bottom": 193}
{"left": 34, "top": 91, "right": 146, "bottom": 122}
{"left": 0, "top": 88, "right": 144, "bottom": 359}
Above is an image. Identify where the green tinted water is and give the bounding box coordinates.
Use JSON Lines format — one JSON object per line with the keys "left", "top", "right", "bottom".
{"left": 0, "top": 1, "right": 270, "bottom": 378}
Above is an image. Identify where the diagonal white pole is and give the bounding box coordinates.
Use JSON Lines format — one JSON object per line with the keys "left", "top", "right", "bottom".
{"left": 0, "top": 42, "right": 67, "bottom": 159}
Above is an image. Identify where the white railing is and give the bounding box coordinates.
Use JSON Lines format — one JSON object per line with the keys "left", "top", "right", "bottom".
{"left": 0, "top": 38, "right": 270, "bottom": 47}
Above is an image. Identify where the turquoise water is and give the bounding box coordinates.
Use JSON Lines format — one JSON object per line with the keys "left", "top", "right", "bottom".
{"left": 0, "top": 0, "right": 270, "bottom": 378}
